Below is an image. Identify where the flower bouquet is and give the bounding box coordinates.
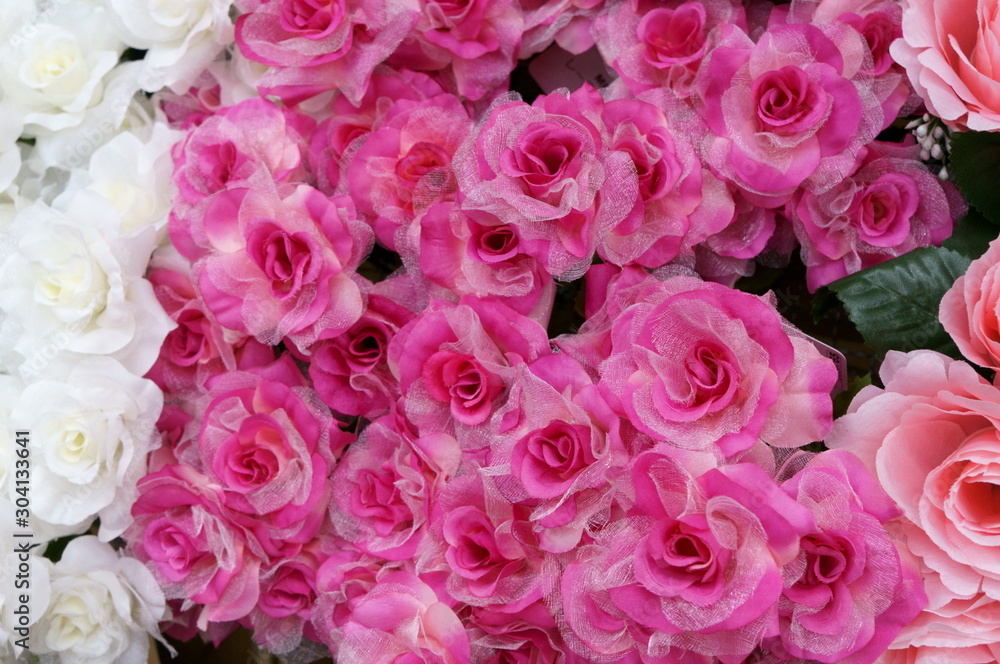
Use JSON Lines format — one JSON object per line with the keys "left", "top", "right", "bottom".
{"left": 2, "top": 0, "right": 1000, "bottom": 663}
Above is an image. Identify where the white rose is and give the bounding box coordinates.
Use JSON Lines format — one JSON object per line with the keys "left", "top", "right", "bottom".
{"left": 0, "top": 495, "right": 52, "bottom": 663}
{"left": 0, "top": 104, "right": 24, "bottom": 195}
{"left": 35, "top": 536, "right": 166, "bottom": 664}
{"left": 10, "top": 357, "right": 163, "bottom": 540}
{"left": 0, "top": 190, "right": 174, "bottom": 377}
{"left": 57, "top": 123, "right": 182, "bottom": 237}
{"left": 102, "top": 0, "right": 235, "bottom": 93}
{"left": 0, "top": 1, "right": 124, "bottom": 135}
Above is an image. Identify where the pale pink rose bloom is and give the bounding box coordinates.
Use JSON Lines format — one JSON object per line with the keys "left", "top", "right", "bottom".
{"left": 337, "top": 570, "right": 472, "bottom": 664}
{"left": 878, "top": 644, "right": 1000, "bottom": 664}
{"left": 828, "top": 350, "right": 1000, "bottom": 603}
{"left": 891, "top": 0, "right": 1000, "bottom": 131}
{"left": 941, "top": 238, "right": 1000, "bottom": 371}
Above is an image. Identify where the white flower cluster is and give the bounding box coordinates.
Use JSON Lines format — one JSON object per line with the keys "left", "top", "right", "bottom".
{"left": 0, "top": 0, "right": 235, "bottom": 662}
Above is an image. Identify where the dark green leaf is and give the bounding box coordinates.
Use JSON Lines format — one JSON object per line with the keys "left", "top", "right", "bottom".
{"left": 943, "top": 208, "right": 998, "bottom": 259}
{"left": 949, "top": 130, "right": 1000, "bottom": 225}
{"left": 828, "top": 247, "right": 970, "bottom": 356}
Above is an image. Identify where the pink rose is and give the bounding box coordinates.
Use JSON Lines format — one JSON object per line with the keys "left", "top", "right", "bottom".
{"left": 194, "top": 184, "right": 372, "bottom": 349}
{"left": 519, "top": 0, "right": 604, "bottom": 57}
{"left": 128, "top": 464, "right": 263, "bottom": 624}
{"left": 424, "top": 474, "right": 558, "bottom": 614}
{"left": 485, "top": 354, "right": 628, "bottom": 553}
{"left": 310, "top": 548, "right": 383, "bottom": 651}
{"left": 563, "top": 450, "right": 813, "bottom": 662}
{"left": 197, "top": 356, "right": 351, "bottom": 552}
{"left": 455, "top": 88, "right": 632, "bottom": 279}
{"left": 388, "top": 297, "right": 550, "bottom": 437}
{"left": 406, "top": 0, "right": 524, "bottom": 100}
{"left": 697, "top": 22, "right": 899, "bottom": 204}
{"left": 308, "top": 70, "right": 446, "bottom": 195}
{"left": 828, "top": 350, "right": 1000, "bottom": 621}
{"left": 337, "top": 570, "right": 472, "bottom": 664}
{"left": 308, "top": 289, "right": 414, "bottom": 419}
{"left": 234, "top": 0, "right": 417, "bottom": 105}
{"left": 941, "top": 237, "right": 1000, "bottom": 371}
{"left": 415, "top": 202, "right": 555, "bottom": 324}
{"left": 596, "top": 96, "right": 734, "bottom": 269}
{"left": 771, "top": 450, "right": 926, "bottom": 664}
{"left": 594, "top": 0, "right": 745, "bottom": 97}
{"left": 249, "top": 537, "right": 330, "bottom": 654}
{"left": 879, "top": 644, "right": 1000, "bottom": 664}
{"left": 347, "top": 94, "right": 471, "bottom": 250}
{"left": 891, "top": 0, "right": 1000, "bottom": 131}
{"left": 330, "top": 415, "right": 460, "bottom": 560}
{"left": 598, "top": 273, "right": 837, "bottom": 457}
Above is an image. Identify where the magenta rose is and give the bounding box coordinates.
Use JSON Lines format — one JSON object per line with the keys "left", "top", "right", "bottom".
{"left": 828, "top": 350, "right": 1000, "bottom": 647}
{"left": 408, "top": 0, "right": 524, "bottom": 100}
{"left": 455, "top": 87, "right": 632, "bottom": 279}
{"left": 194, "top": 184, "right": 372, "bottom": 349}
{"left": 696, "top": 22, "right": 899, "bottom": 204}
{"left": 128, "top": 464, "right": 263, "bottom": 624}
{"left": 794, "top": 140, "right": 963, "bottom": 290}
{"left": 563, "top": 449, "right": 813, "bottom": 662}
{"left": 771, "top": 450, "right": 926, "bottom": 664}
{"left": 249, "top": 537, "right": 331, "bottom": 654}
{"left": 415, "top": 202, "right": 555, "bottom": 323}
{"left": 337, "top": 570, "right": 472, "bottom": 664}
{"left": 485, "top": 354, "right": 628, "bottom": 553}
{"left": 307, "top": 288, "right": 413, "bottom": 419}
{"left": 347, "top": 93, "right": 471, "bottom": 250}
{"left": 597, "top": 272, "right": 837, "bottom": 457}
{"left": 423, "top": 473, "right": 558, "bottom": 614}
{"left": 593, "top": 0, "right": 745, "bottom": 98}
{"left": 388, "top": 297, "right": 551, "bottom": 437}
{"left": 597, "top": 96, "right": 734, "bottom": 268}
{"left": 308, "top": 70, "right": 447, "bottom": 195}
{"left": 330, "top": 415, "right": 460, "bottom": 560}
{"left": 197, "top": 356, "right": 351, "bottom": 552}
{"left": 234, "top": 0, "right": 417, "bottom": 105}
{"left": 941, "top": 237, "right": 1000, "bottom": 371}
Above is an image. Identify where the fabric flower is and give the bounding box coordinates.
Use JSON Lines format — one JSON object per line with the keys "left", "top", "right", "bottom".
{"left": 941, "top": 237, "right": 1000, "bottom": 371}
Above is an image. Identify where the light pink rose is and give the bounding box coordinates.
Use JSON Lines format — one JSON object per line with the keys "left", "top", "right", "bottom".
{"left": 337, "top": 570, "right": 472, "bottom": 664}
{"left": 597, "top": 273, "right": 838, "bottom": 458}
{"left": 234, "top": 0, "right": 418, "bottom": 105}
{"left": 128, "top": 464, "right": 263, "bottom": 625}
{"left": 828, "top": 350, "right": 1000, "bottom": 606}
{"left": 696, "top": 22, "right": 899, "bottom": 205}
{"left": 194, "top": 184, "right": 372, "bottom": 349}
{"left": 891, "top": 0, "right": 1000, "bottom": 131}
{"left": 519, "top": 0, "right": 604, "bottom": 57}
{"left": 941, "top": 237, "right": 1000, "bottom": 371}
{"left": 878, "top": 644, "right": 1000, "bottom": 664}
{"left": 793, "top": 140, "right": 963, "bottom": 291}
{"left": 310, "top": 548, "right": 383, "bottom": 651}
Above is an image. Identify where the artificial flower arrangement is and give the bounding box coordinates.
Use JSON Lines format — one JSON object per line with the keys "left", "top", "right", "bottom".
{"left": 2, "top": 0, "right": 1000, "bottom": 663}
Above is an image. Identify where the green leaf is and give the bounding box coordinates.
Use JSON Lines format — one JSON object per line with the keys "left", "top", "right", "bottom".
{"left": 942, "top": 208, "right": 998, "bottom": 260}
{"left": 949, "top": 130, "right": 1000, "bottom": 225}
{"left": 828, "top": 247, "right": 971, "bottom": 356}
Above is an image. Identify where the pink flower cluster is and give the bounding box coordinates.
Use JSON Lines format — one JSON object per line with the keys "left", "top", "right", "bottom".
{"left": 137, "top": 0, "right": 947, "bottom": 661}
